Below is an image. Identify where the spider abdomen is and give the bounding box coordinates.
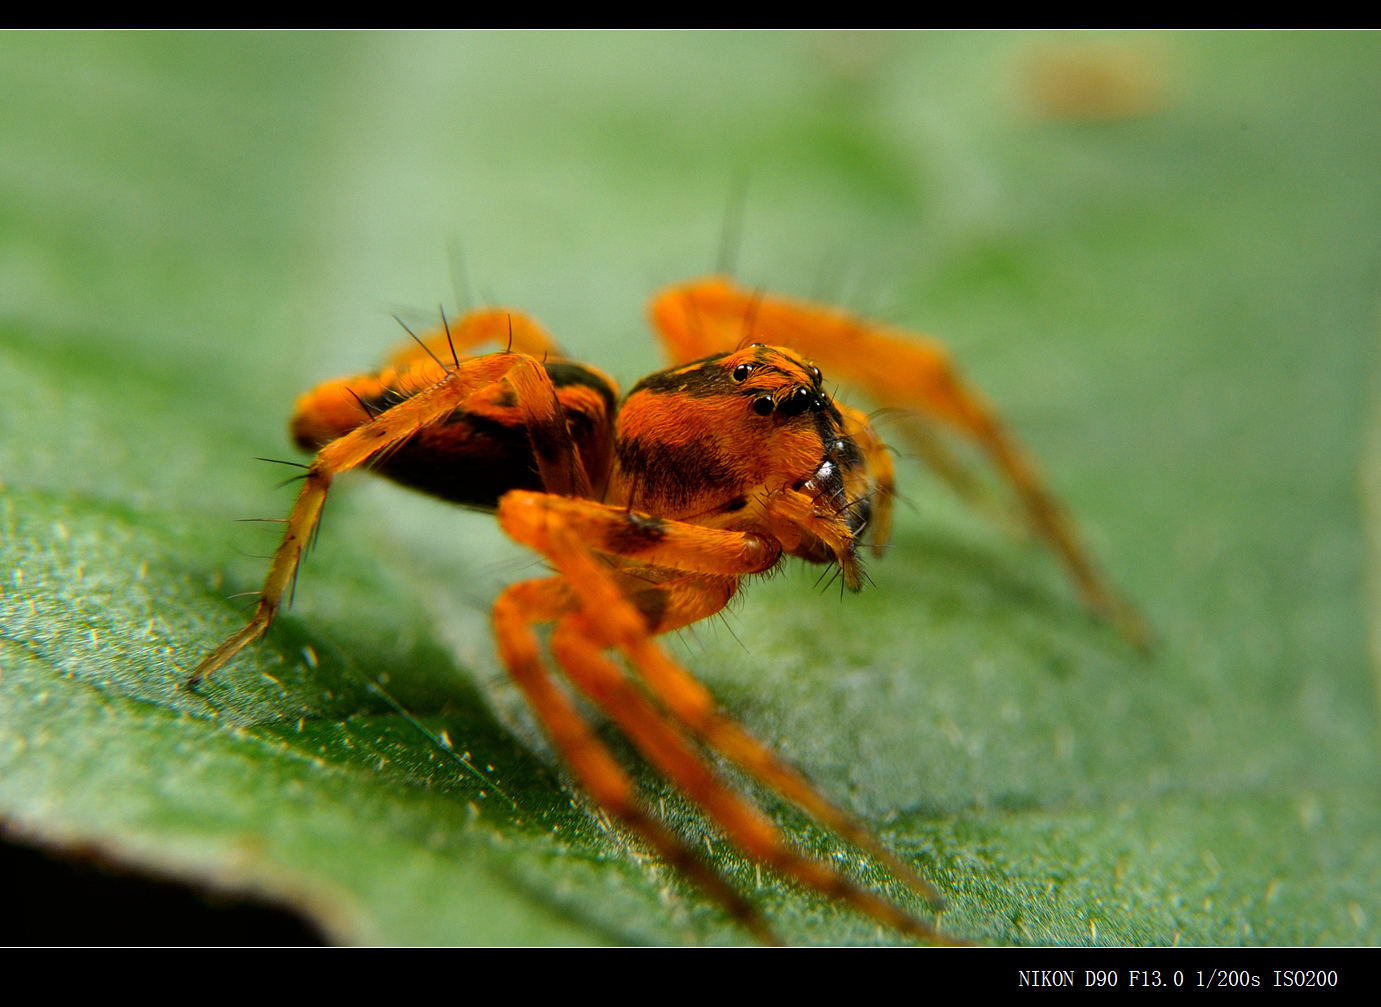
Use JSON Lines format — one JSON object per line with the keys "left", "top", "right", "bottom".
{"left": 290, "top": 358, "right": 618, "bottom": 509}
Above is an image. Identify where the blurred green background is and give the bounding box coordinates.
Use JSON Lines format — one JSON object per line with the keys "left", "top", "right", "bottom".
{"left": 1, "top": 31, "right": 1379, "bottom": 945}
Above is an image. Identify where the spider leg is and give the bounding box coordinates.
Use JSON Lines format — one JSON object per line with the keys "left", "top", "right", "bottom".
{"left": 649, "top": 277, "right": 1148, "bottom": 646}
{"left": 492, "top": 578, "right": 778, "bottom": 944}
{"left": 502, "top": 356, "right": 592, "bottom": 499}
{"left": 497, "top": 491, "right": 952, "bottom": 931}
{"left": 550, "top": 613, "right": 950, "bottom": 943}
{"left": 190, "top": 352, "right": 583, "bottom": 685}
{"left": 499, "top": 491, "right": 781, "bottom": 576}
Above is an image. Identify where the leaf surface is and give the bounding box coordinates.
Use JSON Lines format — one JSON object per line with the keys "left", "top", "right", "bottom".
{"left": 2, "top": 33, "right": 1379, "bottom": 944}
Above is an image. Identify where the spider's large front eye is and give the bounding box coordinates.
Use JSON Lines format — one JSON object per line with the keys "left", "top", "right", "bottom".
{"left": 752, "top": 395, "right": 775, "bottom": 416}
{"left": 732, "top": 363, "right": 754, "bottom": 383}
{"left": 778, "top": 386, "right": 818, "bottom": 417}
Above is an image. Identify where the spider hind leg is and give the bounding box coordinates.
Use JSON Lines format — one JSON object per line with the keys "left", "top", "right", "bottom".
{"left": 649, "top": 277, "right": 1149, "bottom": 647}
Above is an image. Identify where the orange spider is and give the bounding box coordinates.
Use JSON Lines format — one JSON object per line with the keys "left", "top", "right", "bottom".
{"left": 191, "top": 276, "right": 1141, "bottom": 943}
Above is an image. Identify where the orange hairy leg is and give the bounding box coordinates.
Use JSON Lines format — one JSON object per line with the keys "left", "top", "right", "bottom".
{"left": 491, "top": 579, "right": 777, "bottom": 944}
{"left": 649, "top": 276, "right": 1147, "bottom": 645}
{"left": 549, "top": 617, "right": 950, "bottom": 943}
{"left": 497, "top": 492, "right": 949, "bottom": 932}
{"left": 189, "top": 351, "right": 582, "bottom": 685}
{"left": 504, "top": 358, "right": 592, "bottom": 499}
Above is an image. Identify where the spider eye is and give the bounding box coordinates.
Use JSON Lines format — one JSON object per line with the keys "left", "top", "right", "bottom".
{"left": 732, "top": 363, "right": 754, "bottom": 383}
{"left": 810, "top": 366, "right": 822, "bottom": 384}
{"left": 752, "top": 395, "right": 775, "bottom": 416}
{"left": 778, "top": 386, "right": 818, "bottom": 417}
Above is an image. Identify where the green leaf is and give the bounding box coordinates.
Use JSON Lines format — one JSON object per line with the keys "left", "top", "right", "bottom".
{"left": 2, "top": 32, "right": 1380, "bottom": 945}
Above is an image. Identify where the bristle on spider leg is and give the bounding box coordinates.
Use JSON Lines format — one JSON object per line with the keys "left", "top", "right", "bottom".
{"left": 254, "top": 457, "right": 309, "bottom": 469}
{"left": 712, "top": 610, "right": 750, "bottom": 655}
{"left": 392, "top": 313, "right": 449, "bottom": 373}
{"left": 439, "top": 304, "right": 460, "bottom": 367}
{"left": 346, "top": 388, "right": 380, "bottom": 419}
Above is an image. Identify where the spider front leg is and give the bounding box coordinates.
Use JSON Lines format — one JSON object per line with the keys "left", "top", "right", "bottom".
{"left": 492, "top": 578, "right": 777, "bottom": 944}
{"left": 189, "top": 351, "right": 585, "bottom": 686}
{"left": 650, "top": 277, "right": 1149, "bottom": 646}
{"left": 496, "top": 492, "right": 953, "bottom": 941}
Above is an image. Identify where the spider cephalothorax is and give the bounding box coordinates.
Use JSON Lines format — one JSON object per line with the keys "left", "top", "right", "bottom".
{"left": 612, "top": 344, "right": 881, "bottom": 590}
{"left": 190, "top": 275, "right": 1141, "bottom": 944}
